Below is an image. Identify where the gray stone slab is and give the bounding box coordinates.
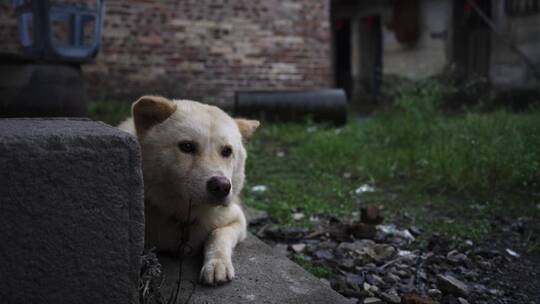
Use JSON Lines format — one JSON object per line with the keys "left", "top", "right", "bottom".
{"left": 159, "top": 234, "right": 352, "bottom": 304}
{"left": 0, "top": 118, "right": 144, "bottom": 304}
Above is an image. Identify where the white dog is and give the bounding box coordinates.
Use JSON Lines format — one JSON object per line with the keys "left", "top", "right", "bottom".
{"left": 118, "top": 95, "right": 259, "bottom": 285}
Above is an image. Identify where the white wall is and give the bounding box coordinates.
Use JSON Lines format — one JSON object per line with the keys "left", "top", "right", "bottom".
{"left": 490, "top": 0, "right": 540, "bottom": 87}
{"left": 383, "top": 0, "right": 452, "bottom": 79}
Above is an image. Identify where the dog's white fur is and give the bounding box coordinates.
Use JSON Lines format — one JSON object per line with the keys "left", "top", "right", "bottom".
{"left": 118, "top": 96, "right": 259, "bottom": 285}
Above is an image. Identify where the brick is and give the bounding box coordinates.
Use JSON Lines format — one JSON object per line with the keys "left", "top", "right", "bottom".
{"left": 1, "top": 0, "right": 333, "bottom": 105}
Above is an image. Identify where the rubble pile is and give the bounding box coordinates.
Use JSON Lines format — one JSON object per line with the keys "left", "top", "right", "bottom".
{"left": 251, "top": 207, "right": 525, "bottom": 304}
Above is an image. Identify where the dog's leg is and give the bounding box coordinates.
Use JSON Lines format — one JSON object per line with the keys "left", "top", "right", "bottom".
{"left": 200, "top": 209, "right": 246, "bottom": 285}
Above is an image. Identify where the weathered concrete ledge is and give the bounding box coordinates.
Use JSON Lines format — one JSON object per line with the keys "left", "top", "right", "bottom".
{"left": 0, "top": 118, "right": 349, "bottom": 303}
{"left": 159, "top": 234, "right": 352, "bottom": 304}
{"left": 0, "top": 118, "right": 144, "bottom": 303}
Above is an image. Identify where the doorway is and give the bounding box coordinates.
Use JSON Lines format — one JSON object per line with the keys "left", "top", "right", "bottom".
{"left": 332, "top": 19, "right": 351, "bottom": 99}
{"left": 453, "top": 0, "right": 492, "bottom": 81}
{"left": 332, "top": 15, "right": 383, "bottom": 108}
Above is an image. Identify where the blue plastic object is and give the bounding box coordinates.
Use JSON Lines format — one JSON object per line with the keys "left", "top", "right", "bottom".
{"left": 14, "top": 0, "right": 103, "bottom": 61}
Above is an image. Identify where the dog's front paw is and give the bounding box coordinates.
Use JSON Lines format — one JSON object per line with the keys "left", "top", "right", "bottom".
{"left": 200, "top": 257, "right": 235, "bottom": 285}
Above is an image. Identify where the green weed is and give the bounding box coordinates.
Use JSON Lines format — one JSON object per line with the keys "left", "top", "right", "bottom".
{"left": 242, "top": 84, "right": 540, "bottom": 240}
{"left": 292, "top": 255, "right": 334, "bottom": 278}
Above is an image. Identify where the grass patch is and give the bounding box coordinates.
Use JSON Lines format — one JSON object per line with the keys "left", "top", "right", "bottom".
{"left": 292, "top": 255, "right": 334, "bottom": 278}
{"left": 243, "top": 83, "right": 540, "bottom": 240}
{"left": 88, "top": 101, "right": 131, "bottom": 125}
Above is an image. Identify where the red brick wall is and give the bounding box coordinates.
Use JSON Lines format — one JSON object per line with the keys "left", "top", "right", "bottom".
{"left": 1, "top": 1, "right": 332, "bottom": 107}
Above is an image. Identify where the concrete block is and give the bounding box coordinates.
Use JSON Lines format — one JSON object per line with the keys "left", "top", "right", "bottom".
{"left": 159, "top": 234, "right": 352, "bottom": 304}
{"left": 0, "top": 118, "right": 144, "bottom": 304}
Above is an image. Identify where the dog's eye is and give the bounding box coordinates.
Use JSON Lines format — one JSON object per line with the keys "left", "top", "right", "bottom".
{"left": 221, "top": 146, "right": 232, "bottom": 158}
{"left": 178, "top": 141, "right": 197, "bottom": 154}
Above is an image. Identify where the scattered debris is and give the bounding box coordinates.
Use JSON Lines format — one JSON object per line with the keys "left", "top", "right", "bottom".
{"left": 427, "top": 288, "right": 442, "bottom": 300}
{"left": 310, "top": 215, "right": 321, "bottom": 222}
{"left": 306, "top": 126, "right": 317, "bottom": 133}
{"left": 446, "top": 250, "right": 468, "bottom": 264}
{"left": 505, "top": 248, "right": 520, "bottom": 258}
{"left": 291, "top": 243, "right": 306, "bottom": 253}
{"left": 292, "top": 212, "right": 305, "bottom": 221}
{"left": 457, "top": 297, "right": 470, "bottom": 304}
{"left": 402, "top": 293, "right": 434, "bottom": 304}
{"left": 360, "top": 206, "right": 384, "bottom": 225}
{"left": 436, "top": 274, "right": 470, "bottom": 297}
{"left": 247, "top": 208, "right": 532, "bottom": 303}
{"left": 244, "top": 206, "right": 269, "bottom": 225}
{"left": 251, "top": 185, "right": 267, "bottom": 193}
{"left": 314, "top": 249, "right": 334, "bottom": 260}
{"left": 363, "top": 297, "right": 383, "bottom": 304}
{"left": 139, "top": 249, "right": 164, "bottom": 304}
{"left": 409, "top": 226, "right": 422, "bottom": 237}
{"left": 377, "top": 224, "right": 415, "bottom": 243}
{"left": 355, "top": 184, "right": 375, "bottom": 195}
{"left": 379, "top": 291, "right": 401, "bottom": 303}
{"left": 350, "top": 222, "right": 377, "bottom": 239}
{"left": 305, "top": 230, "right": 325, "bottom": 239}
{"left": 263, "top": 225, "right": 308, "bottom": 240}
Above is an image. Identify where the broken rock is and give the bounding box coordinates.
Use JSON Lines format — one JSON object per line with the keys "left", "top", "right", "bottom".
{"left": 337, "top": 258, "right": 355, "bottom": 270}
{"left": 364, "top": 297, "right": 383, "bottom": 304}
{"left": 292, "top": 212, "right": 305, "bottom": 221}
{"left": 436, "top": 274, "right": 469, "bottom": 297}
{"left": 337, "top": 239, "right": 376, "bottom": 253}
{"left": 505, "top": 248, "right": 520, "bottom": 258}
{"left": 457, "top": 297, "right": 470, "bottom": 304}
{"left": 350, "top": 222, "right": 377, "bottom": 239}
{"left": 361, "top": 206, "right": 384, "bottom": 225}
{"left": 372, "top": 244, "right": 397, "bottom": 263}
{"left": 427, "top": 288, "right": 442, "bottom": 300}
{"left": 291, "top": 243, "right": 306, "bottom": 253}
{"left": 244, "top": 206, "right": 269, "bottom": 225}
{"left": 402, "top": 293, "right": 434, "bottom": 304}
{"left": 377, "top": 224, "right": 415, "bottom": 243}
{"left": 379, "top": 292, "right": 401, "bottom": 304}
{"left": 313, "top": 249, "right": 334, "bottom": 260}
{"left": 446, "top": 250, "right": 468, "bottom": 265}
{"left": 355, "top": 184, "right": 375, "bottom": 195}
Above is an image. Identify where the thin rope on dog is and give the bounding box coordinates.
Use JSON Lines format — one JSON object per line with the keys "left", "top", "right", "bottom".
{"left": 166, "top": 200, "right": 196, "bottom": 304}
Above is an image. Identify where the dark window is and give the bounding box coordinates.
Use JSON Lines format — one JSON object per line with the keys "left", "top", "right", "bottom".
{"left": 505, "top": 0, "right": 539, "bottom": 16}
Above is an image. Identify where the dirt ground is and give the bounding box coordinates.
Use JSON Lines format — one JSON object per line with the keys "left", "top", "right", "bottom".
{"left": 481, "top": 218, "right": 540, "bottom": 304}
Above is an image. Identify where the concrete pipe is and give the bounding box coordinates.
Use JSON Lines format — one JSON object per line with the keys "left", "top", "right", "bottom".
{"left": 234, "top": 89, "right": 348, "bottom": 125}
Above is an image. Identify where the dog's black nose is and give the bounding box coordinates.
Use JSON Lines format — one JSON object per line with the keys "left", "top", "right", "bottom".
{"left": 207, "top": 176, "right": 231, "bottom": 199}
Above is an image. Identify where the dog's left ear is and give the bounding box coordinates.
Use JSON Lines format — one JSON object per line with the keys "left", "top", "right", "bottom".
{"left": 235, "top": 118, "right": 260, "bottom": 141}
{"left": 132, "top": 95, "right": 177, "bottom": 135}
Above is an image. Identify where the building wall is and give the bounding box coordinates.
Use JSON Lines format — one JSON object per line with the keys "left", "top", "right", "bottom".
{"left": 0, "top": 2, "right": 20, "bottom": 55}
{"left": 490, "top": 0, "right": 540, "bottom": 88}
{"left": 383, "top": 0, "right": 452, "bottom": 80}
{"left": 0, "top": 0, "right": 332, "bottom": 107}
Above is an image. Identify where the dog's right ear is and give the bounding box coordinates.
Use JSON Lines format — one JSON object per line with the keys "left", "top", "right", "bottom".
{"left": 235, "top": 118, "right": 260, "bottom": 141}
{"left": 132, "top": 95, "right": 177, "bottom": 135}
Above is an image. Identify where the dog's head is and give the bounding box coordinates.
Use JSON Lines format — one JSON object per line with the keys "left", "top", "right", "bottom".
{"left": 132, "top": 95, "right": 259, "bottom": 211}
